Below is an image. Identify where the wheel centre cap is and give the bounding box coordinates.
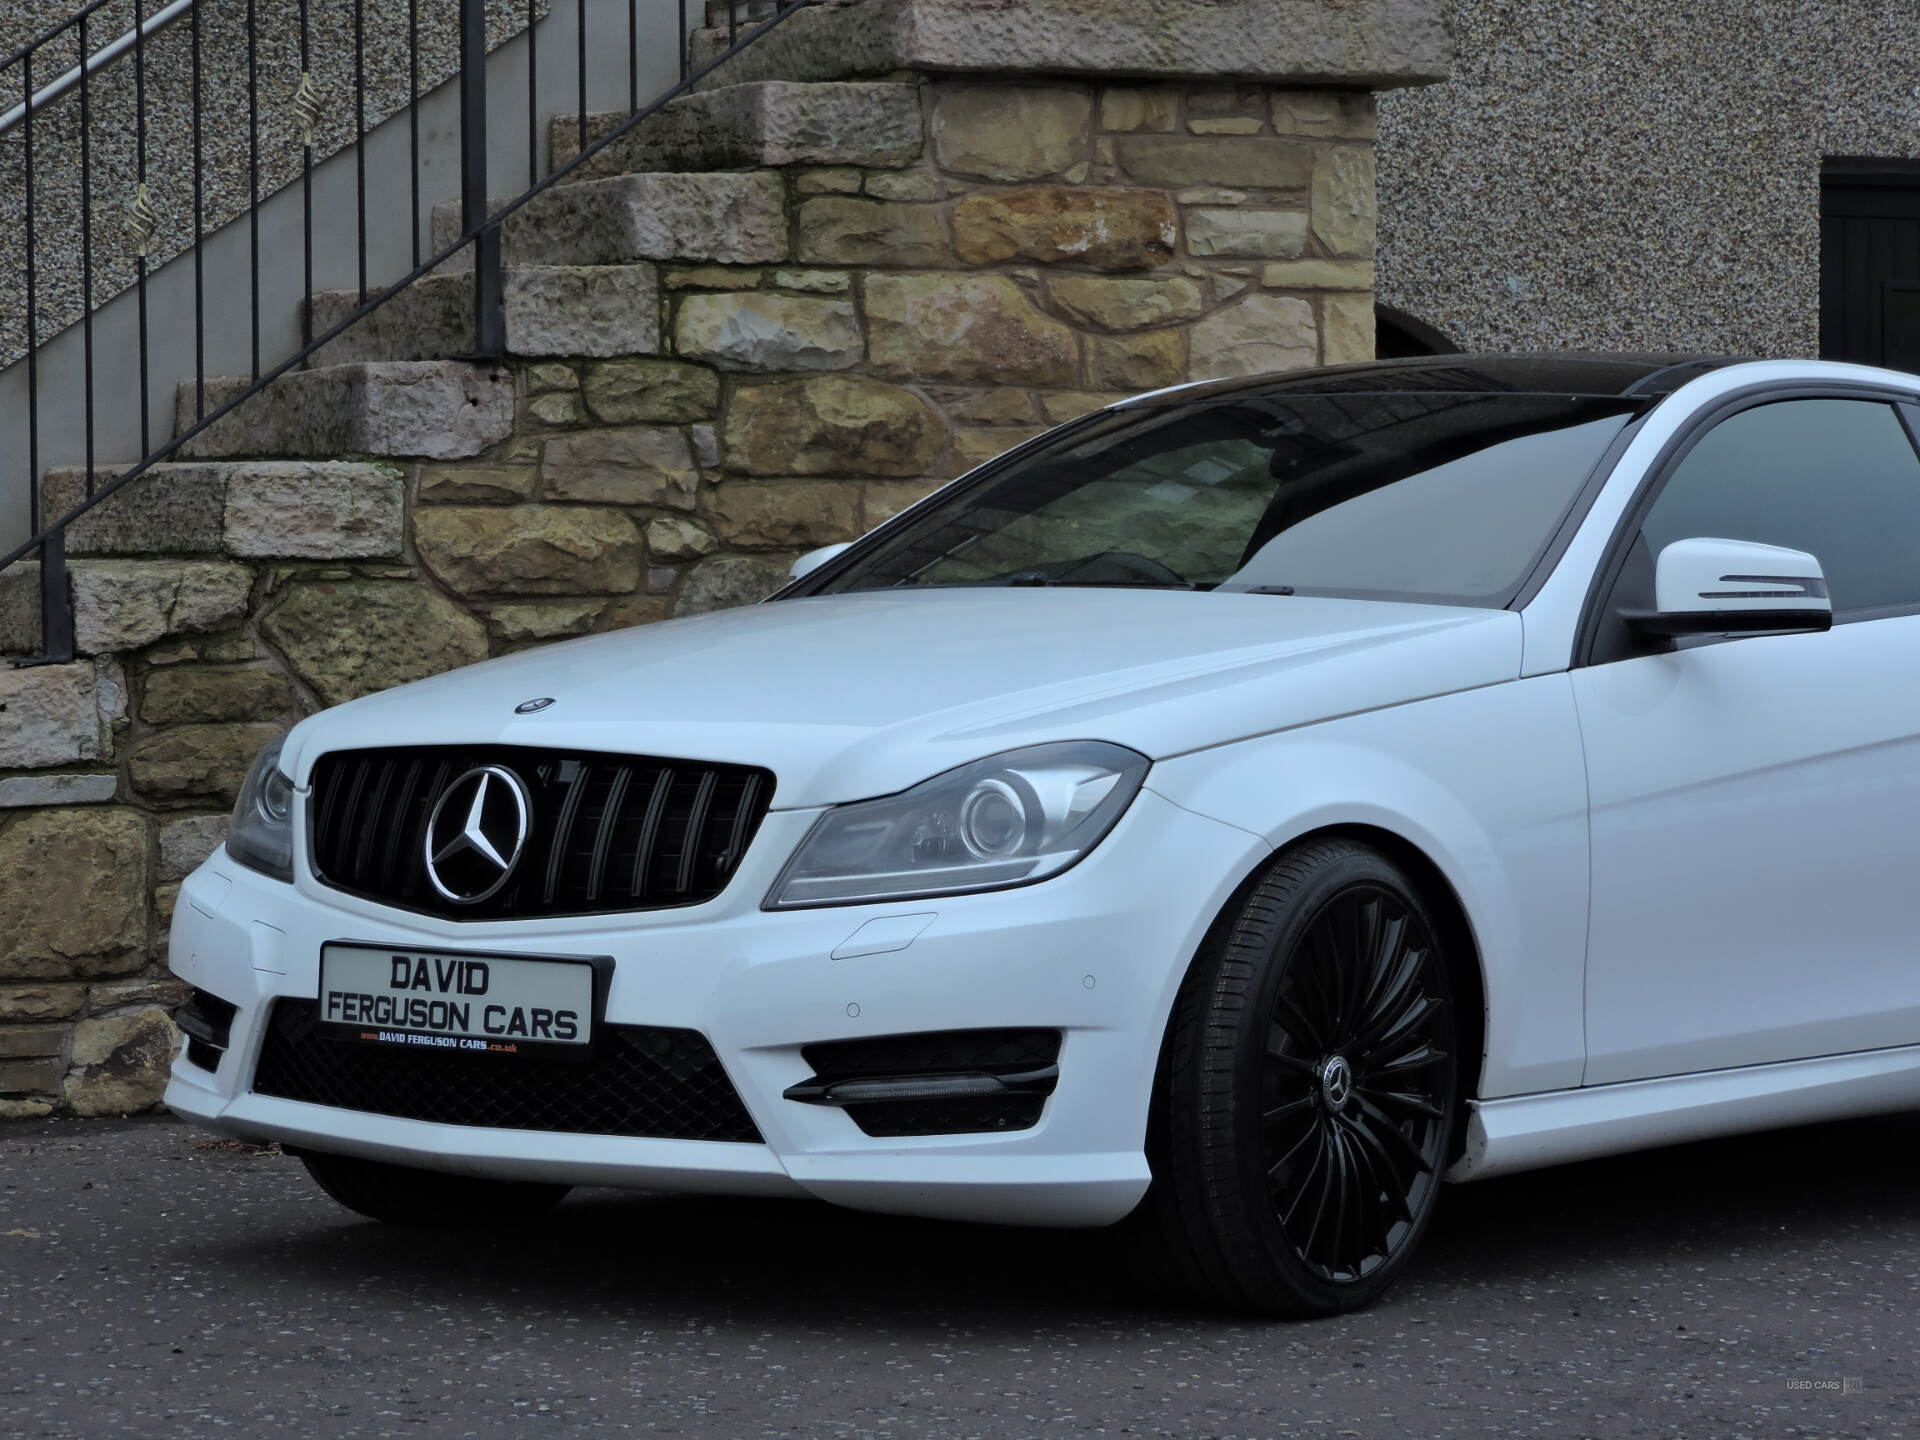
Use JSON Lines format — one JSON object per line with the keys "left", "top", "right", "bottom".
{"left": 1319, "top": 1054, "right": 1354, "bottom": 1111}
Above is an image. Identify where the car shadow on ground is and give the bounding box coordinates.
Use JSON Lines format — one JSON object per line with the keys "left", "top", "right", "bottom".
{"left": 198, "top": 1110, "right": 1920, "bottom": 1325}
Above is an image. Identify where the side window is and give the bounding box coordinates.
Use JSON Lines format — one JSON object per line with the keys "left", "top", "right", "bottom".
{"left": 1640, "top": 398, "right": 1920, "bottom": 615}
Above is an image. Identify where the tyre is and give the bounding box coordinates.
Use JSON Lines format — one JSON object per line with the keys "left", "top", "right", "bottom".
{"left": 1150, "top": 838, "right": 1460, "bottom": 1316}
{"left": 300, "top": 1151, "right": 571, "bottom": 1228}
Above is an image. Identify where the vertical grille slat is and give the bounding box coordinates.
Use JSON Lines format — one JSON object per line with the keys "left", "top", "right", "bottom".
{"left": 308, "top": 747, "right": 772, "bottom": 920}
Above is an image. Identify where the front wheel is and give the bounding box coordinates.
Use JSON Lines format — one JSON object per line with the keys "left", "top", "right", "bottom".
{"left": 300, "top": 1151, "right": 571, "bottom": 1228}
{"left": 1151, "top": 839, "right": 1460, "bottom": 1315}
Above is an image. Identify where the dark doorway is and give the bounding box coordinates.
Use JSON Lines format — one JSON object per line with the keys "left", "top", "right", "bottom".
{"left": 1375, "top": 305, "right": 1462, "bottom": 359}
{"left": 1820, "top": 159, "right": 1920, "bottom": 371}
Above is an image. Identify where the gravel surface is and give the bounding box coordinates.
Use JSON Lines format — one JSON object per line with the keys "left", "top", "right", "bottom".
{"left": 2, "top": 1111, "right": 1914, "bottom": 1437}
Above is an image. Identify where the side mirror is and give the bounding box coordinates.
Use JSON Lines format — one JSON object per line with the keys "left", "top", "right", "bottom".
{"left": 789, "top": 541, "right": 853, "bottom": 581}
{"left": 1627, "top": 537, "right": 1833, "bottom": 638}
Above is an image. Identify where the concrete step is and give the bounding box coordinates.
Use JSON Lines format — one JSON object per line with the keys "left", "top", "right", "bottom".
{"left": 549, "top": 82, "right": 922, "bottom": 182}
{"left": 41, "top": 460, "right": 405, "bottom": 560}
{"left": 430, "top": 170, "right": 788, "bottom": 269}
{"left": 174, "top": 361, "right": 514, "bottom": 462}
{"left": 306, "top": 265, "right": 662, "bottom": 366}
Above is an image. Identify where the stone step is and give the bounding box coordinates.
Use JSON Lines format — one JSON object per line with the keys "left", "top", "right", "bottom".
{"left": 307, "top": 264, "right": 662, "bottom": 366}
{"left": 175, "top": 361, "right": 515, "bottom": 462}
{"left": 430, "top": 170, "right": 787, "bottom": 270}
{"left": 548, "top": 82, "right": 922, "bottom": 183}
{"left": 40, "top": 461, "right": 405, "bottom": 561}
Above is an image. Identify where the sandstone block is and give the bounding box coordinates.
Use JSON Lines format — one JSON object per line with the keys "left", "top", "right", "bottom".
{"left": 222, "top": 462, "right": 405, "bottom": 559}
{"left": 525, "top": 363, "right": 579, "bottom": 393}
{"left": 0, "top": 809, "right": 148, "bottom": 981}
{"left": 482, "top": 601, "right": 607, "bottom": 643}
{"left": 307, "top": 272, "right": 475, "bottom": 365}
{"left": 927, "top": 388, "right": 1041, "bottom": 425}
{"left": 1040, "top": 391, "right": 1130, "bottom": 424}
{"left": 646, "top": 515, "right": 720, "bottom": 563}
{"left": 43, "top": 465, "right": 229, "bottom": 556}
{"left": 706, "top": 482, "right": 863, "bottom": 549}
{"left": 70, "top": 561, "right": 253, "bottom": 656}
{"left": 797, "top": 198, "right": 950, "bottom": 267}
{"left": 862, "top": 479, "right": 947, "bottom": 527}
{"left": 1046, "top": 275, "right": 1205, "bottom": 332}
{"left": 526, "top": 392, "right": 587, "bottom": 428}
{"left": 0, "top": 1027, "right": 65, "bottom": 1059}
{"left": 675, "top": 292, "right": 863, "bottom": 372}
{"left": 774, "top": 269, "right": 853, "bottom": 294}
{"left": 89, "top": 977, "right": 192, "bottom": 1010}
{"left": 1272, "top": 91, "right": 1377, "bottom": 139}
{"left": 582, "top": 360, "right": 722, "bottom": 425}
{"left": 543, "top": 428, "right": 701, "bottom": 509}
{"left": 932, "top": 85, "right": 1092, "bottom": 181}
{"left": 866, "top": 274, "right": 1079, "bottom": 387}
{"left": 1312, "top": 147, "right": 1378, "bottom": 257}
{"left": 178, "top": 363, "right": 515, "bottom": 462}
{"left": 129, "top": 723, "right": 282, "bottom": 804}
{"left": 64, "top": 1008, "right": 179, "bottom": 1117}
{"left": 500, "top": 171, "right": 788, "bottom": 267}
{"left": 0, "top": 664, "right": 102, "bottom": 769}
{"left": 672, "top": 555, "right": 794, "bottom": 617}
{"left": 417, "top": 465, "right": 539, "bottom": 504}
{"left": 952, "top": 187, "right": 1177, "bottom": 270}
{"left": 1115, "top": 135, "right": 1311, "bottom": 190}
{"left": 666, "top": 267, "right": 763, "bottom": 291}
{"left": 863, "top": 169, "right": 944, "bottom": 203}
{"left": 1321, "top": 291, "right": 1376, "bottom": 365}
{"left": 0, "top": 774, "right": 118, "bottom": 808}
{"left": 1090, "top": 330, "right": 1187, "bottom": 391}
{"left": 1186, "top": 207, "right": 1310, "bottom": 259}
{"left": 0, "top": 564, "right": 41, "bottom": 656}
{"left": 504, "top": 265, "right": 662, "bottom": 358}
{"left": 796, "top": 168, "right": 863, "bottom": 195}
{"left": 1099, "top": 87, "right": 1178, "bottom": 133}
{"left": 261, "top": 581, "right": 490, "bottom": 706}
{"left": 143, "top": 665, "right": 290, "bottom": 726}
{"left": 1191, "top": 294, "right": 1317, "bottom": 379}
{"left": 603, "top": 594, "right": 677, "bottom": 630}
{"left": 1261, "top": 259, "right": 1375, "bottom": 291}
{"left": 725, "top": 377, "right": 947, "bottom": 477}
{"left": 158, "top": 814, "right": 231, "bottom": 881}
{"left": 951, "top": 428, "right": 1047, "bottom": 474}
{"left": 415, "top": 507, "right": 642, "bottom": 597}
{"left": 0, "top": 986, "right": 86, "bottom": 1022}
{"left": 0, "top": 1060, "right": 61, "bottom": 1096}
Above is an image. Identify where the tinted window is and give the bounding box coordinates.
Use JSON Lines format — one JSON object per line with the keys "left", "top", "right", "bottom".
{"left": 1641, "top": 399, "right": 1920, "bottom": 614}
{"left": 810, "top": 393, "right": 1638, "bottom": 609}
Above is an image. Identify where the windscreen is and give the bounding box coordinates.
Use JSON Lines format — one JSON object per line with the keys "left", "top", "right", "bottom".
{"left": 809, "top": 391, "right": 1641, "bottom": 608}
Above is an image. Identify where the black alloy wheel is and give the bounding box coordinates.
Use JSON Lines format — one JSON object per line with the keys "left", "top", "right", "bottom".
{"left": 1150, "top": 838, "right": 1459, "bottom": 1315}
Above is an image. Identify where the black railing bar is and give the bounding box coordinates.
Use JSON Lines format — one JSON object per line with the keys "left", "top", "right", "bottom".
{"left": 78, "top": 9, "right": 95, "bottom": 498}
{"left": 575, "top": 0, "right": 587, "bottom": 150}
{"left": 628, "top": 0, "right": 638, "bottom": 111}
{"left": 355, "top": 0, "right": 367, "bottom": 302}
{"left": 526, "top": 0, "right": 539, "bottom": 186}
{"left": 191, "top": 0, "right": 203, "bottom": 419}
{"left": 23, "top": 43, "right": 38, "bottom": 532}
{"left": 408, "top": 0, "right": 421, "bottom": 267}
{"left": 0, "top": 0, "right": 195, "bottom": 131}
{"left": 0, "top": 2, "right": 823, "bottom": 577}
{"left": 678, "top": 0, "right": 688, "bottom": 82}
{"left": 135, "top": 0, "right": 151, "bottom": 455}
{"left": 247, "top": 0, "right": 259, "bottom": 378}
{"left": 300, "top": 0, "right": 313, "bottom": 347}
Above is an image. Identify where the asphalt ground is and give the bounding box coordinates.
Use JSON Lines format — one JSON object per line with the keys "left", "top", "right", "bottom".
{"left": 1, "top": 1110, "right": 1915, "bottom": 1438}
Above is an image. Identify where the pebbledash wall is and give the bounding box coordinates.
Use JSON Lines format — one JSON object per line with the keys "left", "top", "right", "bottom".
{"left": 0, "top": 0, "right": 1452, "bottom": 1118}
{"left": 1376, "top": 0, "right": 1920, "bottom": 355}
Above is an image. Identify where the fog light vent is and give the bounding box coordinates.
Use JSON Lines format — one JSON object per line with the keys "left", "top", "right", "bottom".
{"left": 785, "top": 1028, "right": 1061, "bottom": 1137}
{"left": 178, "top": 988, "right": 239, "bottom": 1073}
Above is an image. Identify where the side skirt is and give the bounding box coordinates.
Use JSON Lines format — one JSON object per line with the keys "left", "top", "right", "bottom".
{"left": 1447, "top": 1042, "right": 1920, "bottom": 1181}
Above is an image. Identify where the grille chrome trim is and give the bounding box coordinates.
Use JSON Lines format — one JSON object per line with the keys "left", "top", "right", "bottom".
{"left": 307, "top": 745, "right": 775, "bottom": 921}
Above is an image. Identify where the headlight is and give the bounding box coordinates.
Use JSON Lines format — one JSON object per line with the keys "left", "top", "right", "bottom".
{"left": 228, "top": 734, "right": 295, "bottom": 881}
{"left": 765, "top": 741, "right": 1149, "bottom": 909}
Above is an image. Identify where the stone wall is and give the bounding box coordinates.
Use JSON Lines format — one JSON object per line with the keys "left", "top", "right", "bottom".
{"left": 0, "top": 0, "right": 1432, "bottom": 1119}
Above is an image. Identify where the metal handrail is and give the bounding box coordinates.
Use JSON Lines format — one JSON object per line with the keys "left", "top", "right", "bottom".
{"left": 0, "top": 0, "right": 197, "bottom": 137}
{"left": 3, "top": 0, "right": 815, "bottom": 665}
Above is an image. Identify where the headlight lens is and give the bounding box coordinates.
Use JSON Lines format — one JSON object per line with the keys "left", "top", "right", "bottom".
{"left": 228, "top": 735, "right": 295, "bottom": 881}
{"left": 765, "top": 741, "right": 1149, "bottom": 909}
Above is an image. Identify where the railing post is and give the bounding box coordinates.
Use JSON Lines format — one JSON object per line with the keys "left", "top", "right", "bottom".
{"left": 460, "top": 0, "right": 505, "bottom": 358}
{"left": 38, "top": 530, "right": 74, "bottom": 665}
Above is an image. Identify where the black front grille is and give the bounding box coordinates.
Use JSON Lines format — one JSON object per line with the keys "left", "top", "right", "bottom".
{"left": 308, "top": 745, "right": 775, "bottom": 920}
{"left": 252, "top": 1000, "right": 762, "bottom": 1142}
{"left": 798, "top": 1028, "right": 1062, "bottom": 1138}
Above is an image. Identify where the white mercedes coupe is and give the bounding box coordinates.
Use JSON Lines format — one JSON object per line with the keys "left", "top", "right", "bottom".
{"left": 167, "top": 354, "right": 1920, "bottom": 1315}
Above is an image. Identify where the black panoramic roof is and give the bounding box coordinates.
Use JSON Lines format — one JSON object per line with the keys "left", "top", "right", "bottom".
{"left": 1136, "top": 353, "right": 1745, "bottom": 406}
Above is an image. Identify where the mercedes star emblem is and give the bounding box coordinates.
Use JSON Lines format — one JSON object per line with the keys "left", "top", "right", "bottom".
{"left": 515, "top": 697, "right": 556, "bottom": 714}
{"left": 423, "top": 765, "right": 532, "bottom": 904}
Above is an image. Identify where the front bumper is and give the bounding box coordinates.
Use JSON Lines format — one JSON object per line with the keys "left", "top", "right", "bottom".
{"left": 164, "top": 789, "right": 1264, "bottom": 1227}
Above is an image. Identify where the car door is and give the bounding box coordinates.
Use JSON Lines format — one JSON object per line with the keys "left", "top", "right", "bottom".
{"left": 1572, "top": 394, "right": 1920, "bottom": 1086}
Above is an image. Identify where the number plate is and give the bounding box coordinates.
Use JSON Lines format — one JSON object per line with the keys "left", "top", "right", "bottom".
{"left": 318, "top": 943, "right": 595, "bottom": 1056}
